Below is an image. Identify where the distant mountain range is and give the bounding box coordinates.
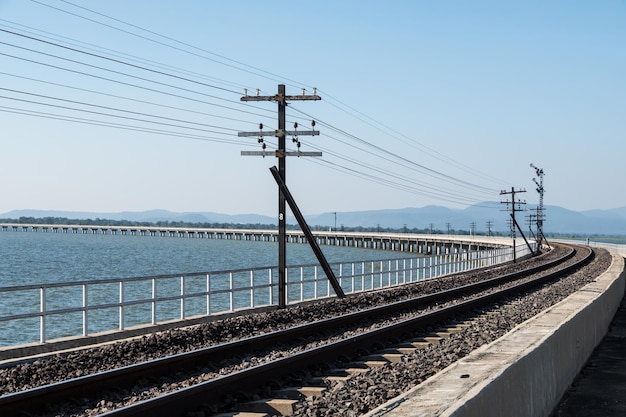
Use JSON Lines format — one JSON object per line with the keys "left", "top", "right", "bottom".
{"left": 2, "top": 204, "right": 626, "bottom": 236}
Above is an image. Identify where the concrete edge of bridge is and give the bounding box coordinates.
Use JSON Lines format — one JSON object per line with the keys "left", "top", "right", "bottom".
{"left": 364, "top": 251, "right": 626, "bottom": 417}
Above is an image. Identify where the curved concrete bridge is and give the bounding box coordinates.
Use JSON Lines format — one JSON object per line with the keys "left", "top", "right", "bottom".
{"left": 0, "top": 223, "right": 515, "bottom": 255}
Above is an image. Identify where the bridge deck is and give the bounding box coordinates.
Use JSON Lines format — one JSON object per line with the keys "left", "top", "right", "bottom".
{"left": 0, "top": 223, "right": 514, "bottom": 254}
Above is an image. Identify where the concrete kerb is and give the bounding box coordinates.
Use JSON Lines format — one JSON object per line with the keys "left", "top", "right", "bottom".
{"left": 365, "top": 251, "right": 625, "bottom": 417}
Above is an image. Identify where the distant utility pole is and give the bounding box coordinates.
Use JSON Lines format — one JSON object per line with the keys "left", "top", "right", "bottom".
{"left": 500, "top": 187, "right": 527, "bottom": 262}
{"left": 486, "top": 220, "right": 493, "bottom": 237}
{"left": 526, "top": 212, "right": 537, "bottom": 238}
{"left": 470, "top": 222, "right": 476, "bottom": 237}
{"left": 446, "top": 222, "right": 451, "bottom": 235}
{"left": 239, "top": 84, "right": 322, "bottom": 308}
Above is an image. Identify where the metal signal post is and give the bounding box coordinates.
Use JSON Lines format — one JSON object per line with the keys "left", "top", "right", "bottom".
{"left": 530, "top": 164, "right": 549, "bottom": 250}
{"left": 238, "top": 84, "right": 324, "bottom": 308}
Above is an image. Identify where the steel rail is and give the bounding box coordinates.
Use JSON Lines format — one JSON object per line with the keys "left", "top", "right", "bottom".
{"left": 0, "top": 245, "right": 586, "bottom": 417}
{"left": 102, "top": 246, "right": 593, "bottom": 417}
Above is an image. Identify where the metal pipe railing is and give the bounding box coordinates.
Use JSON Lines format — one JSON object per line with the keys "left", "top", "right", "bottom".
{"left": 0, "top": 245, "right": 523, "bottom": 347}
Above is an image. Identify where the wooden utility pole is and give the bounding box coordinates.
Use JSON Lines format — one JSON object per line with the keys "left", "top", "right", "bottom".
{"left": 500, "top": 187, "right": 526, "bottom": 262}
{"left": 238, "top": 84, "right": 322, "bottom": 308}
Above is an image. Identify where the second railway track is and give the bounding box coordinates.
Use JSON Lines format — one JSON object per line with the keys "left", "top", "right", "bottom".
{"left": 0, "top": 243, "right": 609, "bottom": 417}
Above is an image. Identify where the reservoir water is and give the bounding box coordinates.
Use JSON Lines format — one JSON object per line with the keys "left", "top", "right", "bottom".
{"left": 0, "top": 230, "right": 403, "bottom": 287}
{"left": 0, "top": 230, "right": 407, "bottom": 346}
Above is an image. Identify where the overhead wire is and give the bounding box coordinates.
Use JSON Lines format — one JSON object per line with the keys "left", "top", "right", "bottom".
{"left": 284, "top": 136, "right": 497, "bottom": 205}
{"left": 1, "top": 87, "right": 240, "bottom": 134}
{"left": 0, "top": 92, "right": 239, "bottom": 137}
{"left": 27, "top": 1, "right": 506, "bottom": 199}
{"left": 316, "top": 88, "right": 512, "bottom": 188}
{"left": 0, "top": 105, "right": 254, "bottom": 146}
{"left": 289, "top": 105, "right": 498, "bottom": 194}
{"left": 0, "top": 18, "right": 249, "bottom": 92}
{"left": 48, "top": 0, "right": 302, "bottom": 88}
{"left": 0, "top": 49, "right": 272, "bottom": 120}
{"left": 4, "top": 1, "right": 510, "bottom": 210}
{"left": 0, "top": 70, "right": 259, "bottom": 126}
{"left": 0, "top": 27, "right": 242, "bottom": 95}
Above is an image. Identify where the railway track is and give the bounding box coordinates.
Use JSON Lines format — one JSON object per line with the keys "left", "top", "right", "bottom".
{"left": 0, "top": 244, "right": 599, "bottom": 417}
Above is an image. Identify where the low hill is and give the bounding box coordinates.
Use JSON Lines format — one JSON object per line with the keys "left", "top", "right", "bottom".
{"left": 2, "top": 204, "right": 625, "bottom": 236}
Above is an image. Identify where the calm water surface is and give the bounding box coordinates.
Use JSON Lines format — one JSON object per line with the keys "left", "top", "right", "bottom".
{"left": 0, "top": 230, "right": 410, "bottom": 346}
{"left": 0, "top": 231, "right": 402, "bottom": 287}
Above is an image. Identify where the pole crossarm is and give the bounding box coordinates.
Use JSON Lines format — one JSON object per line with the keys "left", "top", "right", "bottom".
{"left": 241, "top": 151, "right": 322, "bottom": 157}
{"left": 241, "top": 94, "right": 321, "bottom": 103}
{"left": 238, "top": 130, "right": 319, "bottom": 138}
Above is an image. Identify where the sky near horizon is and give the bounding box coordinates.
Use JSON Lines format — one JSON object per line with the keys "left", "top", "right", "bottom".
{"left": 0, "top": 0, "right": 624, "bottom": 219}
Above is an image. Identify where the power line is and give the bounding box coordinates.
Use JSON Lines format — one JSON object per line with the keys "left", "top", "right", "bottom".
{"left": 25, "top": 2, "right": 514, "bottom": 197}
{"left": 0, "top": 93, "right": 238, "bottom": 136}
{"left": 1, "top": 28, "right": 242, "bottom": 95}
{"left": 303, "top": 140, "right": 495, "bottom": 204}
{"left": 0, "top": 38, "right": 497, "bottom": 205}
{"left": 0, "top": 34, "right": 244, "bottom": 104}
{"left": 0, "top": 87, "right": 239, "bottom": 134}
{"left": 0, "top": 71, "right": 264, "bottom": 127}
{"left": 0, "top": 18, "right": 249, "bottom": 93}
{"left": 0, "top": 105, "right": 253, "bottom": 146}
{"left": 33, "top": 0, "right": 299, "bottom": 88}
{"left": 3, "top": 2, "right": 515, "bottom": 212}
{"left": 316, "top": 88, "right": 511, "bottom": 188}
{"left": 290, "top": 105, "right": 499, "bottom": 194}
{"left": 0, "top": 51, "right": 272, "bottom": 120}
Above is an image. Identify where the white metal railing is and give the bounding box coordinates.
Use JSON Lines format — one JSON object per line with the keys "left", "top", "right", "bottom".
{"left": 551, "top": 238, "right": 626, "bottom": 256}
{"left": 0, "top": 244, "right": 524, "bottom": 347}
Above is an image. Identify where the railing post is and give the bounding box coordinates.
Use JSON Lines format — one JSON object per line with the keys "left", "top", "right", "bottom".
{"left": 429, "top": 256, "right": 433, "bottom": 279}
{"left": 396, "top": 259, "right": 400, "bottom": 285}
{"left": 40, "top": 287, "right": 46, "bottom": 343}
{"left": 338, "top": 263, "right": 343, "bottom": 293}
{"left": 250, "top": 270, "right": 255, "bottom": 308}
{"left": 82, "top": 284, "right": 88, "bottom": 337}
{"left": 119, "top": 281, "right": 124, "bottom": 330}
{"left": 361, "top": 261, "right": 365, "bottom": 291}
{"left": 351, "top": 262, "right": 355, "bottom": 293}
{"left": 299, "top": 267, "right": 304, "bottom": 302}
{"left": 151, "top": 278, "right": 157, "bottom": 325}
{"left": 206, "top": 273, "right": 211, "bottom": 315}
{"left": 268, "top": 268, "right": 274, "bottom": 306}
{"left": 180, "top": 276, "right": 185, "bottom": 320}
{"left": 229, "top": 272, "right": 234, "bottom": 311}
{"left": 314, "top": 266, "right": 319, "bottom": 298}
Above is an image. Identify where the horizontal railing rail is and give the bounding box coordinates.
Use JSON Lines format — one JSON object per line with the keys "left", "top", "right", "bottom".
{"left": 551, "top": 238, "right": 626, "bottom": 256}
{"left": 0, "top": 243, "right": 531, "bottom": 347}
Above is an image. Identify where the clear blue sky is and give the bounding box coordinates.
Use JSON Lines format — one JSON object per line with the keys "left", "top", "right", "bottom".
{"left": 0, "top": 0, "right": 624, "bottom": 218}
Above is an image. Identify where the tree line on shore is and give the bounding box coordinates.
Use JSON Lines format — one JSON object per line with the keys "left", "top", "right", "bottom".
{"left": 0, "top": 216, "right": 615, "bottom": 241}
